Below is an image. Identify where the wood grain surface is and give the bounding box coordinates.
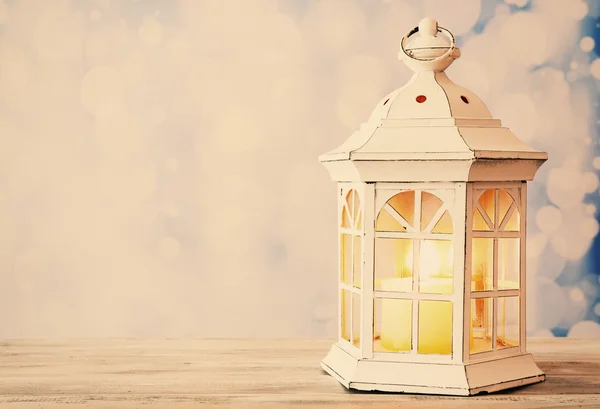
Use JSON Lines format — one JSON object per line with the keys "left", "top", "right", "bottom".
{"left": 0, "top": 338, "right": 598, "bottom": 408}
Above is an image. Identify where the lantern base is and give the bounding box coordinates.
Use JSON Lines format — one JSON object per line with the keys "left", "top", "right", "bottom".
{"left": 321, "top": 343, "right": 545, "bottom": 396}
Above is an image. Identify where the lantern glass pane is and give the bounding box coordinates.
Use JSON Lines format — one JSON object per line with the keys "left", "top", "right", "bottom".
{"left": 387, "top": 191, "right": 415, "bottom": 229}
{"left": 374, "top": 298, "right": 412, "bottom": 352}
{"left": 346, "top": 189, "right": 354, "bottom": 212}
{"left": 497, "top": 189, "right": 514, "bottom": 226}
{"left": 478, "top": 189, "right": 495, "bottom": 228}
{"left": 498, "top": 238, "right": 520, "bottom": 290}
{"left": 473, "top": 208, "right": 492, "bottom": 231}
{"left": 352, "top": 293, "right": 361, "bottom": 348}
{"left": 418, "top": 300, "right": 452, "bottom": 354}
{"left": 419, "top": 240, "right": 453, "bottom": 294}
{"left": 340, "top": 234, "right": 352, "bottom": 285}
{"left": 421, "top": 192, "right": 443, "bottom": 231}
{"left": 343, "top": 189, "right": 363, "bottom": 229}
{"left": 472, "top": 238, "right": 493, "bottom": 291}
{"left": 353, "top": 236, "right": 362, "bottom": 288}
{"left": 503, "top": 208, "right": 520, "bottom": 232}
{"left": 375, "top": 238, "right": 413, "bottom": 292}
{"left": 341, "top": 289, "right": 351, "bottom": 342}
{"left": 497, "top": 296, "right": 520, "bottom": 349}
{"left": 376, "top": 208, "right": 406, "bottom": 232}
{"left": 352, "top": 190, "right": 361, "bottom": 224}
{"left": 470, "top": 298, "right": 493, "bottom": 354}
{"left": 341, "top": 206, "right": 351, "bottom": 228}
{"left": 432, "top": 210, "right": 453, "bottom": 233}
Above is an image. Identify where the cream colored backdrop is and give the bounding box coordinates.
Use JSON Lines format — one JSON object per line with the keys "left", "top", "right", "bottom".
{"left": 0, "top": 0, "right": 599, "bottom": 338}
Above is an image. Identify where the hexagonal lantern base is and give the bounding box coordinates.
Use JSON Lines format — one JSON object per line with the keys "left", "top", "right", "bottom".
{"left": 321, "top": 344, "right": 545, "bottom": 396}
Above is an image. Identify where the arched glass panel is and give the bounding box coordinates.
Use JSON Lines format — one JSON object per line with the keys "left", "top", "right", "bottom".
{"left": 470, "top": 187, "right": 522, "bottom": 356}
{"left": 339, "top": 188, "right": 364, "bottom": 346}
{"left": 341, "top": 189, "right": 363, "bottom": 230}
{"left": 374, "top": 190, "right": 455, "bottom": 355}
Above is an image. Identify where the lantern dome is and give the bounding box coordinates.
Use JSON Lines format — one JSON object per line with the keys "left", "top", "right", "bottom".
{"left": 372, "top": 17, "right": 490, "bottom": 121}
{"left": 320, "top": 18, "right": 547, "bottom": 183}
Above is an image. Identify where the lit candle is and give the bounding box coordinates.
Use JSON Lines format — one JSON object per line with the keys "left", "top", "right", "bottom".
{"left": 418, "top": 279, "right": 453, "bottom": 355}
{"left": 380, "top": 277, "right": 412, "bottom": 351}
{"left": 380, "top": 277, "right": 453, "bottom": 354}
{"left": 378, "top": 240, "right": 454, "bottom": 354}
{"left": 417, "top": 241, "right": 453, "bottom": 354}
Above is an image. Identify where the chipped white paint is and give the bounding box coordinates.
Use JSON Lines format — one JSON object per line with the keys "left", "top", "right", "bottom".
{"left": 319, "top": 17, "right": 548, "bottom": 395}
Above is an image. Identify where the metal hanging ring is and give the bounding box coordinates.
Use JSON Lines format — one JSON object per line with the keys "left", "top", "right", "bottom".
{"left": 400, "top": 25, "right": 457, "bottom": 63}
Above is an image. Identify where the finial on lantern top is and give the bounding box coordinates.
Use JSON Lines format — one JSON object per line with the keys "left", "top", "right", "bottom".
{"left": 399, "top": 17, "right": 461, "bottom": 73}
{"left": 418, "top": 17, "right": 438, "bottom": 36}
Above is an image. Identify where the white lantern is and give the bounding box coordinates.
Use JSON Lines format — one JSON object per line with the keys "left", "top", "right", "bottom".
{"left": 319, "top": 17, "right": 548, "bottom": 396}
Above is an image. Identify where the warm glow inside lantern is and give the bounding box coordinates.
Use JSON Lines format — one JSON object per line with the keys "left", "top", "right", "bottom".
{"left": 319, "top": 17, "right": 548, "bottom": 396}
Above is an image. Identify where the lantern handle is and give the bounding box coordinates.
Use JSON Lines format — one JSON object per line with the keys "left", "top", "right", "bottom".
{"left": 399, "top": 24, "right": 458, "bottom": 63}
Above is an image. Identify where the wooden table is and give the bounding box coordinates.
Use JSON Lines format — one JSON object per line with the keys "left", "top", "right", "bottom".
{"left": 0, "top": 338, "right": 598, "bottom": 408}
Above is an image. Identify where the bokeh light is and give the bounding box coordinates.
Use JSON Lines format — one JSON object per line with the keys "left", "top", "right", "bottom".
{"left": 568, "top": 320, "right": 600, "bottom": 337}
{"left": 0, "top": 0, "right": 598, "bottom": 339}
{"left": 580, "top": 36, "right": 595, "bottom": 52}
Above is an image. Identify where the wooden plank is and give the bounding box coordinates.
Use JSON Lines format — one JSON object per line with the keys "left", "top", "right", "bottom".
{"left": 0, "top": 338, "right": 598, "bottom": 408}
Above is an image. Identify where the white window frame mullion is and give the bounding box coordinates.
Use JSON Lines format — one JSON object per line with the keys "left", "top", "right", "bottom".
{"left": 337, "top": 186, "right": 344, "bottom": 342}
{"left": 451, "top": 183, "right": 466, "bottom": 363}
{"left": 375, "top": 231, "right": 454, "bottom": 240}
{"left": 340, "top": 283, "right": 361, "bottom": 294}
{"left": 411, "top": 191, "right": 422, "bottom": 355}
{"left": 519, "top": 182, "right": 527, "bottom": 352}
{"left": 463, "top": 183, "right": 474, "bottom": 364}
{"left": 499, "top": 202, "right": 517, "bottom": 231}
{"left": 384, "top": 203, "right": 414, "bottom": 232}
{"left": 492, "top": 189, "right": 499, "bottom": 352}
{"left": 476, "top": 202, "right": 494, "bottom": 231}
{"left": 349, "top": 189, "right": 360, "bottom": 350}
{"left": 361, "top": 183, "right": 375, "bottom": 359}
{"left": 414, "top": 190, "right": 422, "bottom": 237}
{"left": 349, "top": 188, "right": 355, "bottom": 224}
{"left": 350, "top": 227, "right": 355, "bottom": 290}
{"left": 494, "top": 188, "right": 500, "bottom": 231}
{"left": 493, "top": 237, "right": 499, "bottom": 291}
{"left": 410, "top": 249, "right": 420, "bottom": 355}
{"left": 423, "top": 203, "right": 447, "bottom": 233}
{"left": 492, "top": 297, "right": 498, "bottom": 352}
{"left": 373, "top": 291, "right": 453, "bottom": 301}
{"left": 338, "top": 183, "right": 358, "bottom": 345}
{"left": 471, "top": 289, "right": 519, "bottom": 298}
{"left": 471, "top": 231, "right": 520, "bottom": 238}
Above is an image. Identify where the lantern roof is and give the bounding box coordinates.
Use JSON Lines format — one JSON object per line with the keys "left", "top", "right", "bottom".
{"left": 319, "top": 18, "right": 548, "bottom": 183}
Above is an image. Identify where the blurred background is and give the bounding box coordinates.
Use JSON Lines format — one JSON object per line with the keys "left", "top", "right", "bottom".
{"left": 0, "top": 0, "right": 599, "bottom": 339}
